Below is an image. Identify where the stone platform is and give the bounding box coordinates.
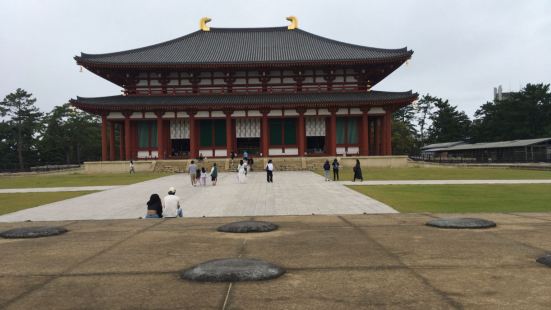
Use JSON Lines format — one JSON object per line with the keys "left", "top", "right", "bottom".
{"left": 1, "top": 212, "right": 551, "bottom": 309}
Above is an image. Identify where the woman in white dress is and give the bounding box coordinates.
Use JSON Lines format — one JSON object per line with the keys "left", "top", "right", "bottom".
{"left": 237, "top": 159, "right": 247, "bottom": 183}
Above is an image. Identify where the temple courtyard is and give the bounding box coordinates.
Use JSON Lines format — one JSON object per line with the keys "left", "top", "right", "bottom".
{"left": 2, "top": 213, "right": 551, "bottom": 308}
{"left": 0, "top": 171, "right": 397, "bottom": 222}
{"left": 2, "top": 170, "right": 551, "bottom": 308}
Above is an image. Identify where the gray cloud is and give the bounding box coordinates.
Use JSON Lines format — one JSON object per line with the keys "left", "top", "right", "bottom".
{"left": 1, "top": 0, "right": 549, "bottom": 117}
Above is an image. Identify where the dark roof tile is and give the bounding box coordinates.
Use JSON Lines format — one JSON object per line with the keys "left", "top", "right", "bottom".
{"left": 77, "top": 27, "right": 412, "bottom": 65}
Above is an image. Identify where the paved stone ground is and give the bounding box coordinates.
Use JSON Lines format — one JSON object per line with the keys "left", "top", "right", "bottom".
{"left": 0, "top": 172, "right": 396, "bottom": 222}
{"left": 1, "top": 213, "right": 551, "bottom": 309}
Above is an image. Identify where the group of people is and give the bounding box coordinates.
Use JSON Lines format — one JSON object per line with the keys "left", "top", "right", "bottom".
{"left": 145, "top": 187, "right": 182, "bottom": 219}
{"left": 187, "top": 160, "right": 218, "bottom": 186}
{"left": 323, "top": 158, "right": 364, "bottom": 182}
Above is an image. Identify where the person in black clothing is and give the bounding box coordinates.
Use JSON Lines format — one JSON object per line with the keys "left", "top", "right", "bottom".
{"left": 323, "top": 160, "right": 331, "bottom": 181}
{"left": 145, "top": 194, "right": 163, "bottom": 218}
{"left": 353, "top": 159, "right": 363, "bottom": 182}
{"left": 332, "top": 158, "right": 340, "bottom": 181}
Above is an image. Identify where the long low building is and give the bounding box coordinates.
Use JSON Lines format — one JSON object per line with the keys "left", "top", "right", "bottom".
{"left": 421, "top": 138, "right": 551, "bottom": 162}
{"left": 71, "top": 17, "right": 416, "bottom": 160}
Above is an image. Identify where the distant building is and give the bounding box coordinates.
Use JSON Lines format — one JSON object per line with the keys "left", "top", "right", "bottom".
{"left": 420, "top": 138, "right": 551, "bottom": 163}
{"left": 493, "top": 85, "right": 516, "bottom": 102}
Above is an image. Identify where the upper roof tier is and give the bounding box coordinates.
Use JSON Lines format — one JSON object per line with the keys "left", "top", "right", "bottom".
{"left": 75, "top": 27, "right": 413, "bottom": 67}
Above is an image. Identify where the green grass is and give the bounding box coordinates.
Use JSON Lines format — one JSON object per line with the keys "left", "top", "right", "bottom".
{"left": 349, "top": 184, "right": 551, "bottom": 213}
{"left": 0, "top": 191, "right": 96, "bottom": 215}
{"left": 318, "top": 167, "right": 551, "bottom": 181}
{"left": 0, "top": 172, "right": 169, "bottom": 189}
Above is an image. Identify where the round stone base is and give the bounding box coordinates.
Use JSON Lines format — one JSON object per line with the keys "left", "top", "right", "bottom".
{"left": 0, "top": 226, "right": 68, "bottom": 239}
{"left": 536, "top": 254, "right": 551, "bottom": 267}
{"left": 426, "top": 218, "right": 496, "bottom": 229}
{"left": 181, "top": 258, "right": 285, "bottom": 282}
{"left": 217, "top": 221, "right": 278, "bottom": 233}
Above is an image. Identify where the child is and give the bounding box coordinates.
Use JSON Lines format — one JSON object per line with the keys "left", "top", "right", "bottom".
{"left": 200, "top": 167, "right": 207, "bottom": 186}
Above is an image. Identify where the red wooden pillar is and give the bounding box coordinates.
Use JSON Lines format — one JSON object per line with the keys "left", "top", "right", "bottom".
{"left": 224, "top": 111, "right": 233, "bottom": 157}
{"left": 297, "top": 109, "right": 306, "bottom": 157}
{"left": 261, "top": 110, "right": 269, "bottom": 157}
{"left": 188, "top": 111, "right": 197, "bottom": 158}
{"left": 375, "top": 117, "right": 381, "bottom": 155}
{"left": 155, "top": 112, "right": 165, "bottom": 159}
{"left": 124, "top": 113, "right": 131, "bottom": 160}
{"left": 381, "top": 114, "right": 387, "bottom": 156}
{"left": 384, "top": 109, "right": 393, "bottom": 155}
{"left": 359, "top": 109, "right": 369, "bottom": 156}
{"left": 109, "top": 121, "right": 116, "bottom": 161}
{"left": 328, "top": 109, "right": 337, "bottom": 156}
{"left": 101, "top": 114, "right": 108, "bottom": 161}
{"left": 119, "top": 123, "right": 124, "bottom": 160}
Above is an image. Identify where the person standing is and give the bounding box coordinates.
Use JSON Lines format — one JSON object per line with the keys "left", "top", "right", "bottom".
{"left": 243, "top": 150, "right": 249, "bottom": 162}
{"left": 266, "top": 159, "right": 274, "bottom": 183}
{"left": 163, "top": 187, "right": 182, "bottom": 218}
{"left": 145, "top": 194, "right": 162, "bottom": 218}
{"left": 210, "top": 163, "right": 218, "bottom": 186}
{"left": 188, "top": 160, "right": 197, "bottom": 186}
{"left": 332, "top": 158, "right": 340, "bottom": 181}
{"left": 200, "top": 167, "right": 207, "bottom": 186}
{"left": 129, "top": 160, "right": 135, "bottom": 174}
{"left": 237, "top": 159, "right": 246, "bottom": 183}
{"left": 353, "top": 159, "right": 364, "bottom": 182}
{"left": 323, "top": 160, "right": 331, "bottom": 181}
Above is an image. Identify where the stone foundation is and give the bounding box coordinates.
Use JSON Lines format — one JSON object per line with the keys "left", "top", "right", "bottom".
{"left": 83, "top": 156, "right": 408, "bottom": 173}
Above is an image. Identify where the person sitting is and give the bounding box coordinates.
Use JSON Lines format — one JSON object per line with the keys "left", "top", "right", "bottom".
{"left": 163, "top": 187, "right": 182, "bottom": 217}
{"left": 145, "top": 194, "right": 163, "bottom": 218}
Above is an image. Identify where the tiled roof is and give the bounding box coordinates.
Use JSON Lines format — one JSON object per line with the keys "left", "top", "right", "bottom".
{"left": 421, "top": 141, "right": 465, "bottom": 150}
{"left": 445, "top": 138, "right": 551, "bottom": 151}
{"left": 76, "top": 27, "right": 412, "bottom": 65}
{"left": 73, "top": 91, "right": 416, "bottom": 108}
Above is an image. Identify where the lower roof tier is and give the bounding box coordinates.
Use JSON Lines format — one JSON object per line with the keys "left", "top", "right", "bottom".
{"left": 71, "top": 90, "right": 417, "bottom": 114}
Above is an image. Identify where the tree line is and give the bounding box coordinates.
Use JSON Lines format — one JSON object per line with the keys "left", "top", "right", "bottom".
{"left": 1, "top": 89, "right": 101, "bottom": 171}
{"left": 1, "top": 83, "right": 550, "bottom": 170}
{"left": 392, "top": 83, "right": 551, "bottom": 155}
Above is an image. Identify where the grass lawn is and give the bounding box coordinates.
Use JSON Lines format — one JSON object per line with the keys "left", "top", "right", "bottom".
{"left": 318, "top": 167, "right": 551, "bottom": 181}
{"left": 0, "top": 172, "right": 169, "bottom": 189}
{"left": 349, "top": 184, "right": 551, "bottom": 213}
{"left": 0, "top": 191, "right": 96, "bottom": 216}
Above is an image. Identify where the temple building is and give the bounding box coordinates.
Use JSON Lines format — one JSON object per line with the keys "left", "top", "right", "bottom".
{"left": 71, "top": 17, "right": 417, "bottom": 161}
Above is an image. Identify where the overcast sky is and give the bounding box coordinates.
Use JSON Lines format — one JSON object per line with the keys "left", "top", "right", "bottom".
{"left": 1, "top": 0, "right": 550, "bottom": 117}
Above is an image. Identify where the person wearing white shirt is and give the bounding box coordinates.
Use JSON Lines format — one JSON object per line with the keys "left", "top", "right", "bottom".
{"left": 163, "top": 187, "right": 182, "bottom": 217}
{"left": 266, "top": 159, "right": 274, "bottom": 183}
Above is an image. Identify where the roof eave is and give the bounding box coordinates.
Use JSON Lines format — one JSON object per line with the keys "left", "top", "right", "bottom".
{"left": 76, "top": 55, "right": 412, "bottom": 70}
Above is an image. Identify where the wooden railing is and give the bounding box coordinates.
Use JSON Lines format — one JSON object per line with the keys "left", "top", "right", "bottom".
{"left": 123, "top": 83, "right": 369, "bottom": 96}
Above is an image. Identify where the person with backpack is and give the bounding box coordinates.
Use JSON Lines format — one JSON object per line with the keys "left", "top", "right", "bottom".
{"left": 323, "top": 160, "right": 331, "bottom": 181}
{"left": 332, "top": 158, "right": 340, "bottom": 181}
